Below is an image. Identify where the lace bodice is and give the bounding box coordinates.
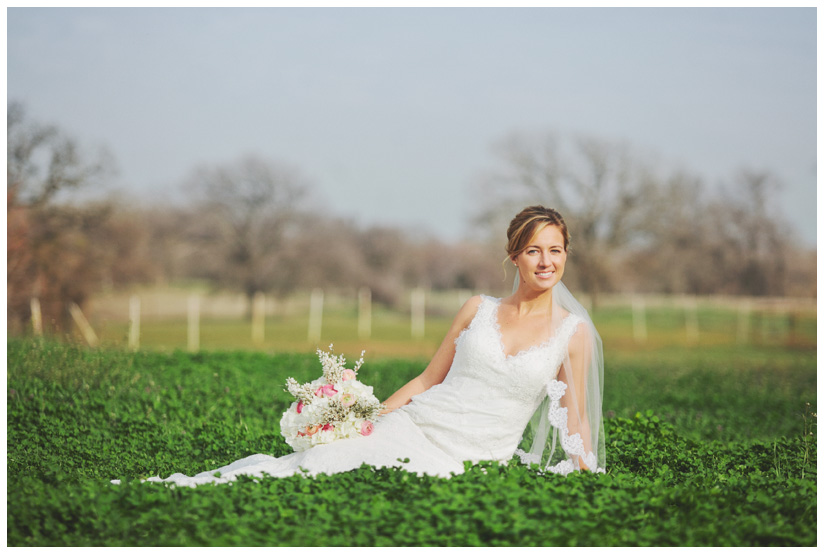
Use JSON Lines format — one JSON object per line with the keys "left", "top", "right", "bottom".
{"left": 399, "top": 295, "right": 582, "bottom": 463}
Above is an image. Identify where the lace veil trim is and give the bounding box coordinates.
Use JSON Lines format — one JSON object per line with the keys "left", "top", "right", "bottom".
{"left": 514, "top": 378, "right": 605, "bottom": 475}
{"left": 511, "top": 280, "right": 606, "bottom": 476}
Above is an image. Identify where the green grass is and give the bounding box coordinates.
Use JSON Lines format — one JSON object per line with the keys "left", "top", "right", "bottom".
{"left": 86, "top": 299, "right": 816, "bottom": 356}
{"left": 94, "top": 311, "right": 450, "bottom": 359}
{"left": 7, "top": 338, "right": 817, "bottom": 546}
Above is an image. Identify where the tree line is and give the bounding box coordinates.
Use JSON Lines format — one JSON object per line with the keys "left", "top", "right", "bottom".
{"left": 475, "top": 131, "right": 815, "bottom": 305}
{"left": 7, "top": 103, "right": 815, "bottom": 334}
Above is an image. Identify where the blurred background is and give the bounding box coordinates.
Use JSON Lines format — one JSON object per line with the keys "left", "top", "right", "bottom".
{"left": 6, "top": 7, "right": 816, "bottom": 355}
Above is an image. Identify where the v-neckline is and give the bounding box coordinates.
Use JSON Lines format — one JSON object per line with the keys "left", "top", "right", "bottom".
{"left": 491, "top": 297, "right": 574, "bottom": 361}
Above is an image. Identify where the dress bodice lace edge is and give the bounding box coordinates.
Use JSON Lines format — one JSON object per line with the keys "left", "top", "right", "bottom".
{"left": 479, "top": 295, "right": 581, "bottom": 361}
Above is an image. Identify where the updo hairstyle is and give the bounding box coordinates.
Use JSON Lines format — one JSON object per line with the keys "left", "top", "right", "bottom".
{"left": 506, "top": 205, "right": 569, "bottom": 259}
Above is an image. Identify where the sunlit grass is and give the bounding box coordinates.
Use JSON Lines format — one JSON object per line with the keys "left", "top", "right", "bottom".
{"left": 6, "top": 336, "right": 817, "bottom": 546}
{"left": 89, "top": 302, "right": 815, "bottom": 361}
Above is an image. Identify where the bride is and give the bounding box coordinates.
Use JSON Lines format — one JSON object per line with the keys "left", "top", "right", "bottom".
{"left": 131, "top": 206, "right": 605, "bottom": 486}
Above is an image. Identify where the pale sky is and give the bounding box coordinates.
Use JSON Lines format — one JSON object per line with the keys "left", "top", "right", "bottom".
{"left": 6, "top": 7, "right": 817, "bottom": 245}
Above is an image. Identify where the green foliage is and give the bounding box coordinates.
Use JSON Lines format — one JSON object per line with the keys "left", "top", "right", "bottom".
{"left": 7, "top": 339, "right": 816, "bottom": 546}
{"left": 605, "top": 346, "right": 817, "bottom": 442}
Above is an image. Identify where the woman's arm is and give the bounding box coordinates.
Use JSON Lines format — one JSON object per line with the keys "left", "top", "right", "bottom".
{"left": 560, "top": 321, "right": 593, "bottom": 470}
{"left": 381, "top": 295, "right": 483, "bottom": 413}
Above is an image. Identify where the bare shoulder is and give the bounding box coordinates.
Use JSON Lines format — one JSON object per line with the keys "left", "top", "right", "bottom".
{"left": 453, "top": 295, "right": 485, "bottom": 329}
{"left": 433, "top": 295, "right": 485, "bottom": 349}
{"left": 568, "top": 319, "right": 592, "bottom": 355}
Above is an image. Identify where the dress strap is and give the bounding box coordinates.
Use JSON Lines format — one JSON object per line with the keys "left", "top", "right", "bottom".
{"left": 472, "top": 295, "right": 499, "bottom": 329}
{"left": 557, "top": 313, "right": 584, "bottom": 347}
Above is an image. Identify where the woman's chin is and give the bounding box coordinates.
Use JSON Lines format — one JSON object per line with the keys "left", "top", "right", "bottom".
{"left": 525, "top": 281, "right": 558, "bottom": 293}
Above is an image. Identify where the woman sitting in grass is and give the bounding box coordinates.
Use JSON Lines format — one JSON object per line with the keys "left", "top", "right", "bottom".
{"left": 129, "top": 206, "right": 605, "bottom": 486}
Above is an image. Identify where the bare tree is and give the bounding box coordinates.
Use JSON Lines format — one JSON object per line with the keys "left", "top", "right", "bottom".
{"left": 618, "top": 169, "right": 721, "bottom": 294}
{"left": 130, "top": 204, "right": 203, "bottom": 286}
{"left": 275, "top": 214, "right": 368, "bottom": 294}
{"left": 597, "top": 167, "right": 802, "bottom": 297}
{"left": 7, "top": 102, "right": 110, "bottom": 207}
{"left": 183, "top": 155, "right": 308, "bottom": 314}
{"left": 476, "top": 131, "right": 667, "bottom": 304}
{"left": 7, "top": 102, "right": 115, "bottom": 333}
{"left": 713, "top": 170, "right": 788, "bottom": 296}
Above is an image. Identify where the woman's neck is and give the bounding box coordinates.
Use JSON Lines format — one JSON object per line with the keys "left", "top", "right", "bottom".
{"left": 510, "top": 286, "right": 554, "bottom": 316}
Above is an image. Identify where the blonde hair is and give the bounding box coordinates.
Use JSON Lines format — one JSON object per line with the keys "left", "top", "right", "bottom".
{"left": 506, "top": 205, "right": 569, "bottom": 259}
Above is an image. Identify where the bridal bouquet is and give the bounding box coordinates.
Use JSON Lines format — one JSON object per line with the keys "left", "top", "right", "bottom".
{"left": 280, "top": 345, "right": 385, "bottom": 452}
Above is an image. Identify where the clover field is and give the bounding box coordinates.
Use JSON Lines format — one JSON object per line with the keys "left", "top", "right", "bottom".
{"left": 6, "top": 338, "right": 817, "bottom": 546}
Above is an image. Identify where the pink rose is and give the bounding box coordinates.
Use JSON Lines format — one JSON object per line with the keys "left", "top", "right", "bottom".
{"left": 322, "top": 423, "right": 334, "bottom": 432}
{"left": 341, "top": 369, "right": 357, "bottom": 381}
{"left": 360, "top": 420, "right": 374, "bottom": 436}
{"left": 341, "top": 393, "right": 356, "bottom": 407}
{"left": 296, "top": 401, "right": 303, "bottom": 414}
{"left": 314, "top": 384, "right": 337, "bottom": 397}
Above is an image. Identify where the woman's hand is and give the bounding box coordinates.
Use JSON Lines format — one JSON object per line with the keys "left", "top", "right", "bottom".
{"left": 381, "top": 375, "right": 429, "bottom": 413}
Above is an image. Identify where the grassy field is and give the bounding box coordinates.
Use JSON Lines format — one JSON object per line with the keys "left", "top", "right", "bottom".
{"left": 6, "top": 324, "right": 817, "bottom": 546}
{"left": 84, "top": 290, "right": 816, "bottom": 359}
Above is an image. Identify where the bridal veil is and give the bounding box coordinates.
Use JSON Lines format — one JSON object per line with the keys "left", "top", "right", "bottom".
{"left": 515, "top": 279, "right": 606, "bottom": 474}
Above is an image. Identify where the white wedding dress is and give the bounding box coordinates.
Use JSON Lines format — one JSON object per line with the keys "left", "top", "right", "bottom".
{"left": 126, "top": 296, "right": 585, "bottom": 487}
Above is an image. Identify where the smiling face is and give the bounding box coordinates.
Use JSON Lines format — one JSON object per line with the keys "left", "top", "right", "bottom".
{"left": 512, "top": 224, "right": 567, "bottom": 292}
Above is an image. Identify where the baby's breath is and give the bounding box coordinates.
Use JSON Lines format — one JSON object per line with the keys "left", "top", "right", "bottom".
{"left": 321, "top": 400, "right": 349, "bottom": 423}
{"left": 284, "top": 377, "right": 316, "bottom": 404}
{"left": 316, "top": 344, "right": 348, "bottom": 384}
{"left": 352, "top": 398, "right": 382, "bottom": 419}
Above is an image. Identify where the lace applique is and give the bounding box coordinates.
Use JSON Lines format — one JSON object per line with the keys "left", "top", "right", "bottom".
{"left": 514, "top": 449, "right": 541, "bottom": 466}
{"left": 542, "top": 379, "right": 605, "bottom": 474}
{"left": 546, "top": 379, "right": 567, "bottom": 402}
{"left": 515, "top": 376, "right": 604, "bottom": 475}
{"left": 547, "top": 458, "right": 576, "bottom": 476}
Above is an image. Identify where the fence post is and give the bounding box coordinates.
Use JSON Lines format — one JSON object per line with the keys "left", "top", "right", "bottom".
{"left": 358, "top": 287, "right": 372, "bottom": 339}
{"left": 684, "top": 296, "right": 699, "bottom": 345}
{"left": 252, "top": 291, "right": 266, "bottom": 345}
{"left": 128, "top": 295, "right": 140, "bottom": 351}
{"left": 632, "top": 296, "right": 647, "bottom": 344}
{"left": 411, "top": 288, "right": 425, "bottom": 339}
{"left": 188, "top": 294, "right": 200, "bottom": 352}
{"left": 69, "top": 302, "right": 99, "bottom": 347}
{"left": 30, "top": 297, "right": 43, "bottom": 337}
{"left": 308, "top": 288, "right": 324, "bottom": 342}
